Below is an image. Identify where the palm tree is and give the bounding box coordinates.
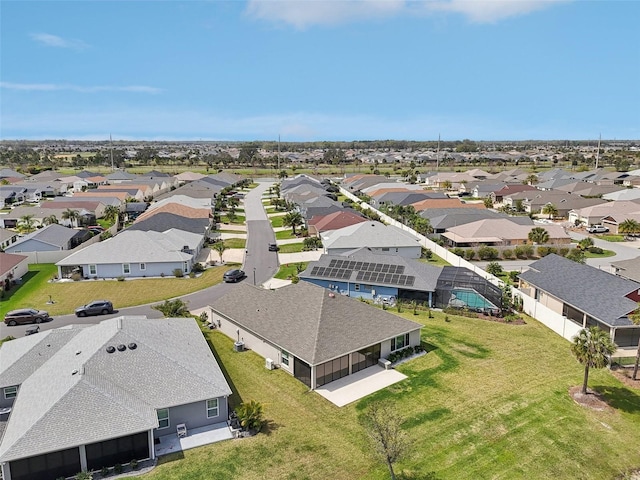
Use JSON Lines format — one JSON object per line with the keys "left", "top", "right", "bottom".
{"left": 541, "top": 203, "right": 558, "bottom": 220}
{"left": 282, "top": 211, "right": 304, "bottom": 235}
{"left": 525, "top": 173, "right": 538, "bottom": 185}
{"left": 619, "top": 218, "right": 640, "bottom": 237}
{"left": 528, "top": 227, "right": 550, "bottom": 244}
{"left": 103, "top": 205, "right": 120, "bottom": 225}
{"left": 441, "top": 180, "right": 453, "bottom": 191}
{"left": 18, "top": 215, "right": 37, "bottom": 233}
{"left": 42, "top": 215, "right": 59, "bottom": 226}
{"left": 152, "top": 299, "right": 190, "bottom": 317}
{"left": 61, "top": 208, "right": 80, "bottom": 227}
{"left": 571, "top": 326, "right": 616, "bottom": 394}
{"left": 212, "top": 242, "right": 227, "bottom": 264}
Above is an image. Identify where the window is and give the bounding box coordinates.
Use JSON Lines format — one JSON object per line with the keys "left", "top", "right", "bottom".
{"left": 157, "top": 408, "right": 169, "bottom": 429}
{"left": 123, "top": 263, "right": 131, "bottom": 275}
{"left": 140, "top": 263, "right": 146, "bottom": 271}
{"left": 89, "top": 264, "right": 97, "bottom": 275}
{"left": 4, "top": 385, "right": 17, "bottom": 399}
{"left": 354, "top": 284, "right": 360, "bottom": 292}
{"left": 206, "top": 398, "right": 219, "bottom": 418}
{"left": 391, "top": 333, "right": 410, "bottom": 351}
{"left": 281, "top": 350, "right": 290, "bottom": 367}
{"left": 381, "top": 247, "right": 390, "bottom": 252}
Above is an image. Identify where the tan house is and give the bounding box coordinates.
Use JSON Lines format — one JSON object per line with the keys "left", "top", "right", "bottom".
{"left": 442, "top": 218, "right": 571, "bottom": 247}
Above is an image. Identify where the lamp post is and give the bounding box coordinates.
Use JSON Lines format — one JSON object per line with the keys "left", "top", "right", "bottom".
{"left": 253, "top": 267, "right": 256, "bottom": 286}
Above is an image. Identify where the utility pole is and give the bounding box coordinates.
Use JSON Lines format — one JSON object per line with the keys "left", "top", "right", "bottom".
{"left": 436, "top": 134, "right": 440, "bottom": 171}
{"left": 277, "top": 134, "right": 281, "bottom": 173}
{"left": 595, "top": 134, "right": 601, "bottom": 169}
{"left": 110, "top": 134, "right": 114, "bottom": 171}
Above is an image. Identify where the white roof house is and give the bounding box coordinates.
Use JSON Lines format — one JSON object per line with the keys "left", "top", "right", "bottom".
{"left": 321, "top": 221, "right": 422, "bottom": 258}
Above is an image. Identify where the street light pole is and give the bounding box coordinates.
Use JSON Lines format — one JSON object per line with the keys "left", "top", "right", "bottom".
{"left": 253, "top": 267, "right": 256, "bottom": 286}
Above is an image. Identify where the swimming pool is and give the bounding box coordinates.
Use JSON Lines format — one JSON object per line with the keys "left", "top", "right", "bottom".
{"left": 449, "top": 287, "right": 499, "bottom": 311}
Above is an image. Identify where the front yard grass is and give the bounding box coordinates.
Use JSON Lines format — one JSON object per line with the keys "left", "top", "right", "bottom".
{"left": 275, "top": 229, "right": 297, "bottom": 240}
{"left": 1, "top": 264, "right": 229, "bottom": 317}
{"left": 270, "top": 216, "right": 284, "bottom": 228}
{"left": 584, "top": 249, "right": 616, "bottom": 258}
{"left": 597, "top": 234, "right": 626, "bottom": 242}
{"left": 276, "top": 243, "right": 306, "bottom": 254}
{"left": 274, "top": 262, "right": 308, "bottom": 279}
{"left": 143, "top": 308, "right": 640, "bottom": 480}
{"left": 223, "top": 238, "right": 246, "bottom": 249}
{"left": 419, "top": 253, "right": 451, "bottom": 267}
{"left": 219, "top": 215, "right": 245, "bottom": 225}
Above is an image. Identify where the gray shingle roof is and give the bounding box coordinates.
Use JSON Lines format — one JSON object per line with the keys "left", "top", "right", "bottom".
{"left": 211, "top": 282, "right": 422, "bottom": 365}
{"left": 519, "top": 254, "right": 640, "bottom": 327}
{"left": 10, "top": 224, "right": 79, "bottom": 249}
{"left": 322, "top": 221, "right": 421, "bottom": 250}
{"left": 0, "top": 317, "right": 231, "bottom": 462}
{"left": 127, "top": 213, "right": 210, "bottom": 234}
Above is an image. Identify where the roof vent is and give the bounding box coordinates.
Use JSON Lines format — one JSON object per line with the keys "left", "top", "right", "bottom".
{"left": 106, "top": 346, "right": 116, "bottom": 353}
{"left": 75, "top": 350, "right": 82, "bottom": 355}
{"left": 117, "top": 344, "right": 127, "bottom": 352}
{"left": 128, "top": 343, "right": 137, "bottom": 350}
{"left": 71, "top": 369, "right": 78, "bottom": 375}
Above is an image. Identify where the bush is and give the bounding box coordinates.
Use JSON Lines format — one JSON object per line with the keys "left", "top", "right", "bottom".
{"left": 116, "top": 276, "right": 125, "bottom": 282}
{"left": 113, "top": 464, "right": 123, "bottom": 474}
{"left": 100, "top": 466, "right": 110, "bottom": 477}
{"left": 421, "top": 248, "right": 433, "bottom": 260}
{"left": 508, "top": 270, "right": 519, "bottom": 282}
{"left": 559, "top": 246, "right": 570, "bottom": 257}
{"left": 486, "top": 261, "right": 503, "bottom": 276}
{"left": 173, "top": 268, "right": 184, "bottom": 278}
{"left": 465, "top": 249, "right": 476, "bottom": 260}
{"left": 130, "top": 459, "right": 138, "bottom": 470}
{"left": 71, "top": 272, "right": 82, "bottom": 282}
{"left": 75, "top": 472, "right": 93, "bottom": 480}
{"left": 588, "top": 246, "right": 603, "bottom": 254}
{"left": 502, "top": 248, "right": 514, "bottom": 259}
{"left": 514, "top": 245, "right": 534, "bottom": 259}
{"left": 537, "top": 246, "right": 557, "bottom": 257}
{"left": 477, "top": 245, "right": 499, "bottom": 260}
{"left": 291, "top": 275, "right": 300, "bottom": 284}
{"left": 452, "top": 247, "right": 465, "bottom": 257}
{"left": 191, "top": 262, "right": 205, "bottom": 273}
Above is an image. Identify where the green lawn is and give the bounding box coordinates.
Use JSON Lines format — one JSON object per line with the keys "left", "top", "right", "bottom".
{"left": 274, "top": 262, "right": 308, "bottom": 279}
{"left": 418, "top": 254, "right": 451, "bottom": 267}
{"left": 277, "top": 243, "right": 306, "bottom": 254}
{"left": 597, "top": 234, "right": 626, "bottom": 242}
{"left": 219, "top": 215, "right": 245, "bottom": 225}
{"left": 223, "top": 238, "right": 246, "bottom": 249}
{"left": 584, "top": 249, "right": 616, "bottom": 258}
{"left": 270, "top": 216, "right": 284, "bottom": 228}
{"left": 142, "top": 309, "right": 640, "bottom": 480}
{"left": 275, "top": 229, "right": 297, "bottom": 240}
{"left": 1, "top": 264, "right": 229, "bottom": 317}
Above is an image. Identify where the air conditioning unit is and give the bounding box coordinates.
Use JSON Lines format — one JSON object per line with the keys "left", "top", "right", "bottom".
{"left": 265, "top": 358, "right": 274, "bottom": 370}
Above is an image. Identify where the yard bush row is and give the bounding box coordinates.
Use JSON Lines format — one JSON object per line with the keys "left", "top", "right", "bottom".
{"left": 450, "top": 245, "right": 575, "bottom": 260}
{"left": 387, "top": 344, "right": 424, "bottom": 364}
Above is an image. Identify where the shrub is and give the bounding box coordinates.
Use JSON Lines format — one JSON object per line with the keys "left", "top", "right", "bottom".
{"left": 191, "top": 262, "right": 205, "bottom": 273}
{"left": 71, "top": 272, "right": 82, "bottom": 282}
{"left": 588, "top": 246, "right": 603, "bottom": 254}
{"left": 514, "top": 245, "right": 528, "bottom": 259}
{"left": 502, "top": 248, "right": 514, "bottom": 259}
{"left": 465, "top": 249, "right": 476, "bottom": 260}
{"left": 508, "top": 270, "right": 519, "bottom": 282}
{"left": 113, "top": 464, "right": 122, "bottom": 474}
{"left": 235, "top": 400, "right": 264, "bottom": 432}
{"left": 486, "top": 261, "right": 503, "bottom": 276}
{"left": 477, "top": 245, "right": 499, "bottom": 260}
{"left": 116, "top": 276, "right": 125, "bottom": 282}
{"left": 130, "top": 459, "right": 138, "bottom": 470}
{"left": 559, "top": 246, "right": 570, "bottom": 257}
{"left": 452, "top": 247, "right": 465, "bottom": 257}
{"left": 100, "top": 466, "right": 110, "bottom": 477}
{"left": 189, "top": 271, "right": 196, "bottom": 278}
{"left": 421, "top": 248, "right": 433, "bottom": 260}
{"left": 75, "top": 472, "right": 93, "bottom": 480}
{"left": 173, "top": 268, "right": 184, "bottom": 278}
{"left": 291, "top": 275, "right": 300, "bottom": 284}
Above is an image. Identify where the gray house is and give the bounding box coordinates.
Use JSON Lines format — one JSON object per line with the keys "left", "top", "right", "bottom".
{"left": 0, "top": 317, "right": 232, "bottom": 480}
{"left": 209, "top": 282, "right": 422, "bottom": 390}
{"left": 56, "top": 229, "right": 202, "bottom": 279}
{"left": 5, "top": 224, "right": 85, "bottom": 253}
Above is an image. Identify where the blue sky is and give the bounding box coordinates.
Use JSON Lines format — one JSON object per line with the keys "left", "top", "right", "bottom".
{"left": 1, "top": 0, "right": 638, "bottom": 141}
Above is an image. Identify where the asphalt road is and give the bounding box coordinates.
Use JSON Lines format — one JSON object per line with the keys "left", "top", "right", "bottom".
{"left": 1, "top": 181, "right": 277, "bottom": 338}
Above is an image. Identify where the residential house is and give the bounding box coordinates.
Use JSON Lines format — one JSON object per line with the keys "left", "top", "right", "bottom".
{"left": 341, "top": 175, "right": 388, "bottom": 193}
{"left": 0, "top": 186, "right": 27, "bottom": 209}
{"left": 0, "top": 252, "right": 28, "bottom": 288}
{"left": 489, "top": 184, "right": 537, "bottom": 204}
{"left": 568, "top": 200, "right": 640, "bottom": 227}
{"left": 40, "top": 200, "right": 107, "bottom": 219}
{"left": 442, "top": 218, "right": 571, "bottom": 248}
{"left": 209, "top": 282, "right": 422, "bottom": 390}
{"left": 175, "top": 171, "right": 206, "bottom": 183}
{"left": 308, "top": 210, "right": 367, "bottom": 236}
{"left": 0, "top": 228, "right": 19, "bottom": 250}
{"left": 519, "top": 254, "right": 640, "bottom": 351}
{"left": 5, "top": 224, "right": 88, "bottom": 253}
{"left": 321, "top": 221, "right": 422, "bottom": 258}
{"left": 555, "top": 181, "right": 623, "bottom": 197}
{"left": 128, "top": 213, "right": 212, "bottom": 236}
{"left": 0, "top": 169, "right": 25, "bottom": 181}
{"left": 56, "top": 229, "right": 202, "bottom": 279}
{"left": 0, "top": 206, "right": 95, "bottom": 229}
{"left": 411, "top": 197, "right": 485, "bottom": 212}
{"left": 602, "top": 188, "right": 640, "bottom": 202}
{"left": 420, "top": 208, "right": 528, "bottom": 233}
{"left": 368, "top": 190, "right": 447, "bottom": 209}
{"left": 503, "top": 190, "right": 605, "bottom": 217}
{"left": 299, "top": 249, "right": 502, "bottom": 311}
{"left": 0, "top": 317, "right": 232, "bottom": 480}
{"left": 611, "top": 257, "right": 640, "bottom": 283}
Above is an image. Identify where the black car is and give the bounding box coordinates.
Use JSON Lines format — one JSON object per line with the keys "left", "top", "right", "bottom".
{"left": 75, "top": 300, "right": 114, "bottom": 317}
{"left": 223, "top": 269, "right": 246, "bottom": 283}
{"left": 4, "top": 308, "right": 51, "bottom": 326}
{"left": 268, "top": 243, "right": 279, "bottom": 252}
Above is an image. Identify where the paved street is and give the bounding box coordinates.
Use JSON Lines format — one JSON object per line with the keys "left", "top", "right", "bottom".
{"left": 1, "top": 181, "right": 277, "bottom": 338}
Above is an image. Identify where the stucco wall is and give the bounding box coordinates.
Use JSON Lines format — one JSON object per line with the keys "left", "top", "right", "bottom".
{"left": 153, "top": 397, "right": 228, "bottom": 439}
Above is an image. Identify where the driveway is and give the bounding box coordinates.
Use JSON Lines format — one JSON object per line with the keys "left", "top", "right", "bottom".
{"left": 1, "top": 181, "right": 278, "bottom": 338}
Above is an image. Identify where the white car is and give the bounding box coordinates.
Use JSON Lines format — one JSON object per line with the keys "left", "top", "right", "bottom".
{"left": 586, "top": 225, "right": 609, "bottom": 234}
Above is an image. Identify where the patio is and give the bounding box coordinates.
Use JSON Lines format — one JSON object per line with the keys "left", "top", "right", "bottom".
{"left": 155, "top": 422, "right": 233, "bottom": 457}
{"left": 315, "top": 365, "right": 407, "bottom": 407}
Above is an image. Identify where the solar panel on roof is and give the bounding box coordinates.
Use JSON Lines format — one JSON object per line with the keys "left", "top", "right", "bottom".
{"left": 391, "top": 274, "right": 400, "bottom": 283}
{"left": 397, "top": 265, "right": 405, "bottom": 274}
{"left": 311, "top": 267, "right": 320, "bottom": 275}
{"left": 405, "top": 276, "right": 415, "bottom": 286}
{"left": 381, "top": 264, "right": 390, "bottom": 273}
{"left": 361, "top": 262, "right": 370, "bottom": 270}
{"left": 329, "top": 259, "right": 338, "bottom": 268}
{"left": 356, "top": 271, "right": 364, "bottom": 281}
{"left": 316, "top": 267, "right": 326, "bottom": 276}
{"left": 354, "top": 262, "right": 363, "bottom": 269}
{"left": 374, "top": 264, "right": 383, "bottom": 272}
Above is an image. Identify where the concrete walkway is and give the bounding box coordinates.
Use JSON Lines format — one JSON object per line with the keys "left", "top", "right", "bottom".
{"left": 155, "top": 422, "right": 233, "bottom": 456}
{"left": 315, "top": 365, "right": 407, "bottom": 407}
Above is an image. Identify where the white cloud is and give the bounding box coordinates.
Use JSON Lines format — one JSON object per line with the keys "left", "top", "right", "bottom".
{"left": 0, "top": 82, "right": 163, "bottom": 94}
{"left": 30, "top": 33, "right": 89, "bottom": 50}
{"left": 245, "top": 0, "right": 406, "bottom": 29}
{"left": 425, "top": 0, "right": 570, "bottom": 24}
{"left": 244, "top": 0, "right": 569, "bottom": 27}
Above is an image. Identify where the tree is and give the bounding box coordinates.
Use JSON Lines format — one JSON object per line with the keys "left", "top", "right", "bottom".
{"left": 282, "top": 211, "right": 304, "bottom": 235}
{"left": 486, "top": 261, "right": 503, "bottom": 276}
{"left": 619, "top": 218, "right": 640, "bottom": 237}
{"left": 103, "top": 205, "right": 120, "bottom": 225}
{"left": 578, "top": 237, "right": 594, "bottom": 250}
{"left": 441, "top": 180, "right": 452, "bottom": 191}
{"left": 570, "top": 326, "right": 616, "bottom": 394}
{"left": 62, "top": 208, "right": 80, "bottom": 227}
{"left": 525, "top": 173, "right": 538, "bottom": 185}
{"left": 152, "top": 299, "right": 191, "bottom": 317}
{"left": 363, "top": 401, "right": 409, "bottom": 480}
{"left": 483, "top": 197, "right": 494, "bottom": 209}
{"left": 18, "top": 215, "right": 37, "bottom": 233}
{"left": 566, "top": 248, "right": 586, "bottom": 264}
{"left": 528, "top": 227, "right": 550, "bottom": 244}
{"left": 42, "top": 215, "right": 58, "bottom": 226}
{"left": 627, "top": 304, "right": 640, "bottom": 380}
{"left": 235, "top": 400, "right": 264, "bottom": 433}
{"left": 212, "top": 242, "right": 227, "bottom": 264}
{"left": 541, "top": 203, "right": 558, "bottom": 220}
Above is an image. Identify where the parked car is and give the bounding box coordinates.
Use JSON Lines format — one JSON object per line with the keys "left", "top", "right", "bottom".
{"left": 87, "top": 225, "right": 105, "bottom": 232}
{"left": 268, "top": 243, "right": 279, "bottom": 252}
{"left": 4, "top": 308, "right": 51, "bottom": 326}
{"left": 223, "top": 269, "right": 246, "bottom": 283}
{"left": 25, "top": 325, "right": 40, "bottom": 336}
{"left": 75, "top": 300, "right": 114, "bottom": 317}
{"left": 587, "top": 225, "right": 609, "bottom": 234}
